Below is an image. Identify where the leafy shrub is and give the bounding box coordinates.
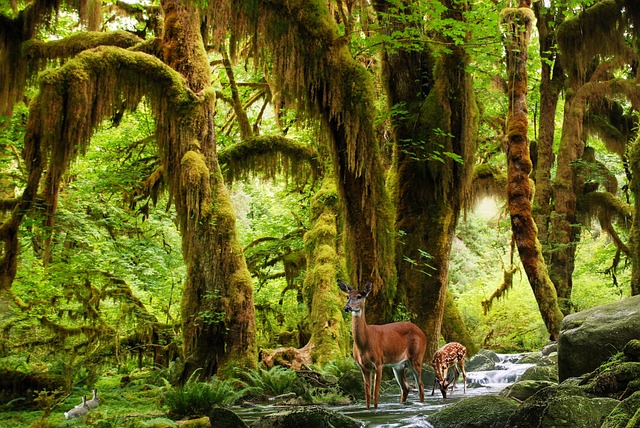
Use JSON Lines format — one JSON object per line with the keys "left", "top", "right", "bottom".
{"left": 162, "top": 374, "right": 239, "bottom": 418}
{"left": 234, "top": 366, "right": 305, "bottom": 400}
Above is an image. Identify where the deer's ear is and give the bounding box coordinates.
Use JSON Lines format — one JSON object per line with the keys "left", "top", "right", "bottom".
{"left": 338, "top": 280, "right": 352, "bottom": 293}
{"left": 364, "top": 281, "right": 373, "bottom": 297}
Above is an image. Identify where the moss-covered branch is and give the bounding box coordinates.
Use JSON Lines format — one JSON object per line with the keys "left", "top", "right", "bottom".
{"left": 23, "top": 30, "right": 143, "bottom": 66}
{"left": 218, "top": 134, "right": 321, "bottom": 186}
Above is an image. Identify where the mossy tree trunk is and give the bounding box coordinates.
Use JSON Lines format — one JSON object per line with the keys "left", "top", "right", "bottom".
{"left": 372, "top": 0, "right": 476, "bottom": 357}
{"left": 551, "top": 0, "right": 635, "bottom": 314}
{"left": 629, "top": 134, "right": 640, "bottom": 296}
{"left": 9, "top": 0, "right": 257, "bottom": 381}
{"left": 302, "top": 179, "right": 350, "bottom": 363}
{"left": 157, "top": 0, "right": 257, "bottom": 381}
{"left": 213, "top": 0, "right": 397, "bottom": 324}
{"left": 532, "top": 2, "right": 565, "bottom": 249}
{"left": 502, "top": 5, "right": 563, "bottom": 339}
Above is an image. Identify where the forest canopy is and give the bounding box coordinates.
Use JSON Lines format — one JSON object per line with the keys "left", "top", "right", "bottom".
{"left": 1, "top": 0, "right": 639, "bottom": 398}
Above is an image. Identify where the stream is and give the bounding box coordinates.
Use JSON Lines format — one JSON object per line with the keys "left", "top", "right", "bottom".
{"left": 232, "top": 353, "right": 535, "bottom": 427}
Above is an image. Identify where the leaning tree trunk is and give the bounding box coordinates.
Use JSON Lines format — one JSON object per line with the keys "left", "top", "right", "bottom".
{"left": 212, "top": 0, "right": 397, "bottom": 323}
{"left": 502, "top": 4, "right": 563, "bottom": 340}
{"left": 372, "top": 0, "right": 476, "bottom": 358}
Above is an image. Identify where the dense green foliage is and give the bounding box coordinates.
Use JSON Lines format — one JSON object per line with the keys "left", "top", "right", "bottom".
{"left": 1, "top": 0, "right": 639, "bottom": 424}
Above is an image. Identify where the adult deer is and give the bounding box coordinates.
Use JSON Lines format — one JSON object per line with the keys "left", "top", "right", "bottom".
{"left": 431, "top": 342, "right": 467, "bottom": 398}
{"left": 339, "top": 280, "right": 426, "bottom": 409}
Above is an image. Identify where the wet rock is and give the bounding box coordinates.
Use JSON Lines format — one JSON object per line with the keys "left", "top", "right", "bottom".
{"left": 558, "top": 295, "right": 640, "bottom": 381}
{"left": 249, "top": 406, "right": 363, "bottom": 428}
{"left": 427, "top": 396, "right": 518, "bottom": 428}
{"left": 466, "top": 351, "right": 498, "bottom": 372}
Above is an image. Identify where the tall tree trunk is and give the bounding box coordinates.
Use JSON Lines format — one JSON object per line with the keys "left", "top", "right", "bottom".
{"left": 532, "top": 2, "right": 565, "bottom": 249}
{"left": 502, "top": 5, "right": 563, "bottom": 339}
{"left": 157, "top": 0, "right": 257, "bottom": 381}
{"left": 302, "top": 178, "right": 350, "bottom": 363}
{"left": 373, "top": 0, "right": 476, "bottom": 357}
{"left": 548, "top": 81, "right": 583, "bottom": 316}
{"left": 629, "top": 134, "right": 640, "bottom": 296}
{"left": 214, "top": 0, "right": 397, "bottom": 323}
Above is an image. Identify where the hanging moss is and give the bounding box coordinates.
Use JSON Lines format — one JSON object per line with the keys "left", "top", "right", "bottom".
{"left": 181, "top": 149, "right": 213, "bottom": 220}
{"left": 218, "top": 135, "right": 321, "bottom": 186}
{"left": 556, "top": 0, "right": 626, "bottom": 79}
{"left": 209, "top": 1, "right": 396, "bottom": 310}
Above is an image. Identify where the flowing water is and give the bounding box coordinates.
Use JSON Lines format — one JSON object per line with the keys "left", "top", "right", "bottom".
{"left": 232, "top": 353, "right": 535, "bottom": 427}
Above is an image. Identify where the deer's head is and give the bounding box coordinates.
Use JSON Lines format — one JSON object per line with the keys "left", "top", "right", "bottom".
{"left": 437, "top": 378, "right": 451, "bottom": 398}
{"left": 338, "top": 280, "right": 372, "bottom": 316}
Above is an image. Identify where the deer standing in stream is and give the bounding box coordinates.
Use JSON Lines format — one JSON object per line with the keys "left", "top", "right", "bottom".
{"left": 431, "top": 342, "right": 467, "bottom": 398}
{"left": 339, "top": 280, "right": 427, "bottom": 409}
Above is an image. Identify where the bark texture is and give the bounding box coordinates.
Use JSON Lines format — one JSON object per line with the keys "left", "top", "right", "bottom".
{"left": 532, "top": 2, "right": 565, "bottom": 249}
{"left": 373, "top": 0, "right": 476, "bottom": 357}
{"left": 502, "top": 6, "right": 563, "bottom": 339}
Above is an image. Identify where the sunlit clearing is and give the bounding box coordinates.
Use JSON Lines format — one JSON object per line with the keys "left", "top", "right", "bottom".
{"left": 475, "top": 197, "right": 500, "bottom": 220}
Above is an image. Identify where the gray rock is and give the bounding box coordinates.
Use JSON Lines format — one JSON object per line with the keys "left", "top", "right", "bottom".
{"left": 466, "top": 351, "right": 498, "bottom": 372}
{"left": 541, "top": 342, "right": 558, "bottom": 356}
{"left": 558, "top": 295, "right": 640, "bottom": 381}
{"left": 427, "top": 396, "right": 519, "bottom": 428}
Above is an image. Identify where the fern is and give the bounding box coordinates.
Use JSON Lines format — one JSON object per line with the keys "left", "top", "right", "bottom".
{"left": 162, "top": 375, "right": 240, "bottom": 418}
{"left": 234, "top": 366, "right": 305, "bottom": 400}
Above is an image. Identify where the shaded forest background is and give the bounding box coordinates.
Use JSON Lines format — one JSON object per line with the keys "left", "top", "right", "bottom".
{"left": 1, "top": 0, "right": 639, "bottom": 389}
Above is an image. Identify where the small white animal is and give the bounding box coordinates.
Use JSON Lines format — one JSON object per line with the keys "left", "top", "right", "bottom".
{"left": 86, "top": 388, "right": 100, "bottom": 409}
{"left": 64, "top": 395, "right": 89, "bottom": 419}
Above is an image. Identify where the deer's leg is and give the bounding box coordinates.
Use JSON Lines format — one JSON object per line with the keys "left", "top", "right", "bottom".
{"left": 460, "top": 359, "right": 467, "bottom": 393}
{"left": 411, "top": 359, "right": 424, "bottom": 402}
{"left": 392, "top": 366, "right": 410, "bottom": 403}
{"left": 451, "top": 365, "right": 460, "bottom": 392}
{"left": 374, "top": 365, "right": 383, "bottom": 409}
{"left": 361, "top": 369, "right": 372, "bottom": 409}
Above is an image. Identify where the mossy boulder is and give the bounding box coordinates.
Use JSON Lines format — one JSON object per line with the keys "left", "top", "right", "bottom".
{"left": 581, "top": 362, "right": 640, "bottom": 398}
{"left": 520, "top": 365, "right": 559, "bottom": 383}
{"left": 427, "top": 396, "right": 519, "bottom": 428}
{"left": 601, "top": 391, "right": 640, "bottom": 428}
{"left": 506, "top": 384, "right": 619, "bottom": 427}
{"left": 624, "top": 340, "right": 640, "bottom": 361}
{"left": 500, "top": 380, "right": 556, "bottom": 402}
{"left": 517, "top": 352, "right": 545, "bottom": 365}
{"left": 558, "top": 295, "right": 640, "bottom": 381}
{"left": 249, "top": 406, "right": 363, "bottom": 428}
